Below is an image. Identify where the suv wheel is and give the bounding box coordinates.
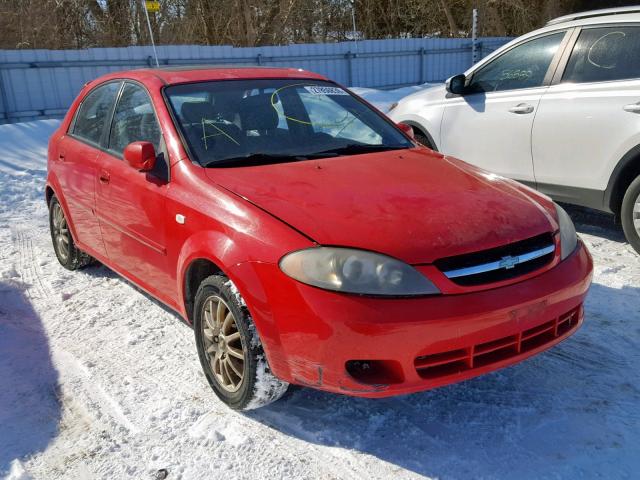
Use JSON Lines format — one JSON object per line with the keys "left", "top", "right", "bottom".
{"left": 621, "top": 175, "right": 640, "bottom": 254}
{"left": 194, "top": 275, "right": 289, "bottom": 410}
{"left": 49, "top": 196, "right": 94, "bottom": 270}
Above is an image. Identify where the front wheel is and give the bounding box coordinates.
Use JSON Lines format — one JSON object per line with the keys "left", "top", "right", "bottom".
{"left": 194, "top": 275, "right": 289, "bottom": 410}
{"left": 621, "top": 175, "right": 640, "bottom": 254}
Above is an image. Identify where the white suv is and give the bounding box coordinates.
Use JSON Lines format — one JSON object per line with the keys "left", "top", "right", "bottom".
{"left": 390, "top": 7, "right": 640, "bottom": 253}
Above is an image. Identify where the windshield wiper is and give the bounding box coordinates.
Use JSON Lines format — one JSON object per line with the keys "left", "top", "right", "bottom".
{"left": 203, "top": 144, "right": 409, "bottom": 167}
{"left": 204, "top": 153, "right": 309, "bottom": 168}
{"left": 307, "top": 144, "right": 409, "bottom": 158}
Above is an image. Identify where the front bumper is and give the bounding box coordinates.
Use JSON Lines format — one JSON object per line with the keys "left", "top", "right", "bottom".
{"left": 230, "top": 240, "right": 593, "bottom": 397}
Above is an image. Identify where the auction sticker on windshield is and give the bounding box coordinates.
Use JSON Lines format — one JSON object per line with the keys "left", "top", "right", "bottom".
{"left": 304, "top": 86, "right": 349, "bottom": 95}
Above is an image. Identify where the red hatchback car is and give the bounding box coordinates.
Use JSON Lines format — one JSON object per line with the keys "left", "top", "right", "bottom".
{"left": 46, "top": 67, "right": 593, "bottom": 409}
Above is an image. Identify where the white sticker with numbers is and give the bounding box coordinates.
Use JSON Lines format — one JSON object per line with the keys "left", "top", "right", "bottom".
{"left": 304, "top": 86, "right": 349, "bottom": 96}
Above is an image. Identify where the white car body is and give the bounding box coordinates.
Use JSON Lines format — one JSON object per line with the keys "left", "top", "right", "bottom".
{"left": 390, "top": 7, "right": 640, "bottom": 219}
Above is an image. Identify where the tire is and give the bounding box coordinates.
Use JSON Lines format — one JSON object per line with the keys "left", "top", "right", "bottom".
{"left": 194, "top": 275, "right": 289, "bottom": 410}
{"left": 48, "top": 196, "right": 94, "bottom": 270}
{"left": 621, "top": 175, "right": 640, "bottom": 254}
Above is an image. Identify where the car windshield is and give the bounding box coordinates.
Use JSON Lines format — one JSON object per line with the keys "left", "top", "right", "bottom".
{"left": 165, "top": 79, "right": 412, "bottom": 167}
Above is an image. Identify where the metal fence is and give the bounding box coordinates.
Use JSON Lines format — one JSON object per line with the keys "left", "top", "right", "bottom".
{"left": 0, "top": 37, "right": 511, "bottom": 123}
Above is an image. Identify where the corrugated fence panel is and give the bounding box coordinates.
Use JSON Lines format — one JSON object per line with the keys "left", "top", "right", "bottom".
{"left": 0, "top": 37, "right": 511, "bottom": 123}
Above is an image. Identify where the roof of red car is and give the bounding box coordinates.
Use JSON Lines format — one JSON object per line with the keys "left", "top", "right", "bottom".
{"left": 127, "top": 66, "right": 328, "bottom": 85}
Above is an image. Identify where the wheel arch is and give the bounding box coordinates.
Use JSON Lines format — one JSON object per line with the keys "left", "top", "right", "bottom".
{"left": 44, "top": 180, "right": 81, "bottom": 243}
{"left": 182, "top": 256, "right": 225, "bottom": 323}
{"left": 393, "top": 115, "right": 438, "bottom": 152}
{"left": 605, "top": 144, "right": 640, "bottom": 217}
{"left": 397, "top": 119, "right": 438, "bottom": 151}
{"left": 177, "top": 230, "right": 251, "bottom": 324}
{"left": 45, "top": 185, "right": 55, "bottom": 206}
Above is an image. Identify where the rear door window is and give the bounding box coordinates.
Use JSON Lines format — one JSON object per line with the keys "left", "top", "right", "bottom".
{"left": 562, "top": 26, "right": 640, "bottom": 83}
{"left": 72, "top": 82, "right": 121, "bottom": 145}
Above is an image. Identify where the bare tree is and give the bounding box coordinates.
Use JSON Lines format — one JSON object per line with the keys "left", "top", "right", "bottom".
{"left": 1, "top": 0, "right": 635, "bottom": 50}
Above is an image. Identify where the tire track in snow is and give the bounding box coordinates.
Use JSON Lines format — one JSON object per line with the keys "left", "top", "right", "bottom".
{"left": 8, "top": 224, "right": 145, "bottom": 436}
{"left": 10, "top": 225, "right": 55, "bottom": 301}
{"left": 54, "top": 349, "right": 140, "bottom": 435}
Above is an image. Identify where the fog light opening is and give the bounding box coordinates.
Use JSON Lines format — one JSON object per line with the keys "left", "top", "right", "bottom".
{"left": 345, "top": 359, "right": 404, "bottom": 385}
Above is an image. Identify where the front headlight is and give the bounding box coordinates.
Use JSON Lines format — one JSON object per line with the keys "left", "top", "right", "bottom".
{"left": 555, "top": 204, "right": 578, "bottom": 260}
{"left": 279, "top": 247, "right": 440, "bottom": 296}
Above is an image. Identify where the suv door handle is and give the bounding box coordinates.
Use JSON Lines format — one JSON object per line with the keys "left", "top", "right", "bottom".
{"left": 508, "top": 104, "right": 534, "bottom": 114}
{"left": 623, "top": 103, "right": 640, "bottom": 113}
{"left": 99, "top": 171, "right": 110, "bottom": 184}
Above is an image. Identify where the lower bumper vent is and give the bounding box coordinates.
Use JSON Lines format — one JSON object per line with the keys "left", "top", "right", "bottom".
{"left": 414, "top": 305, "right": 581, "bottom": 379}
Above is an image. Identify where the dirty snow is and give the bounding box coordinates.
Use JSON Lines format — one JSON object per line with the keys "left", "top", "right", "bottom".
{"left": 0, "top": 88, "right": 639, "bottom": 480}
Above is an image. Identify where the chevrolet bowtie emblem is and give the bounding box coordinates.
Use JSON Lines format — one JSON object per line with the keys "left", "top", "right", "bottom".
{"left": 499, "top": 255, "right": 520, "bottom": 269}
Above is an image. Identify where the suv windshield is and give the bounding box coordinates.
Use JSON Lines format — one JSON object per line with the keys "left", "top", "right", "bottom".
{"left": 165, "top": 79, "right": 412, "bottom": 167}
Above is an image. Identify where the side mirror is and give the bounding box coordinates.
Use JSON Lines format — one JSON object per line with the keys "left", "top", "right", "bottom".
{"left": 397, "top": 122, "right": 415, "bottom": 140}
{"left": 124, "top": 141, "right": 156, "bottom": 172}
{"left": 446, "top": 73, "right": 467, "bottom": 95}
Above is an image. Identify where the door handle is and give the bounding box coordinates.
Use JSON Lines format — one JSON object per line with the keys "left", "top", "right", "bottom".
{"left": 58, "top": 154, "right": 66, "bottom": 162}
{"left": 623, "top": 103, "right": 640, "bottom": 113}
{"left": 508, "top": 103, "right": 534, "bottom": 114}
{"left": 99, "top": 171, "right": 110, "bottom": 184}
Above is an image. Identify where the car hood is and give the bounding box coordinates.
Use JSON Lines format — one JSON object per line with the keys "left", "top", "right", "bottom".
{"left": 205, "top": 148, "right": 556, "bottom": 264}
{"left": 400, "top": 83, "right": 447, "bottom": 103}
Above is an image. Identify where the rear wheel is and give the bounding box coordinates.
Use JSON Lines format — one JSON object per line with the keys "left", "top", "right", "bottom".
{"left": 48, "top": 196, "right": 93, "bottom": 270}
{"left": 621, "top": 175, "right": 640, "bottom": 254}
{"left": 194, "top": 275, "right": 289, "bottom": 410}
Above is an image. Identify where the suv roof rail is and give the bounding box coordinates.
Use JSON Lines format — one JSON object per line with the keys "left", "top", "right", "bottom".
{"left": 546, "top": 6, "right": 640, "bottom": 26}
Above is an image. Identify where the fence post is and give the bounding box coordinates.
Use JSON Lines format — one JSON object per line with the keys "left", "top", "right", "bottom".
{"left": 345, "top": 51, "right": 354, "bottom": 86}
{"left": 419, "top": 47, "right": 427, "bottom": 84}
{"left": 0, "top": 70, "right": 10, "bottom": 123}
{"left": 471, "top": 8, "right": 480, "bottom": 65}
{"left": 257, "top": 53, "right": 263, "bottom": 65}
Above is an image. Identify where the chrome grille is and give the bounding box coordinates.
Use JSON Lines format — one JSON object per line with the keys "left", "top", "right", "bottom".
{"left": 434, "top": 233, "right": 556, "bottom": 286}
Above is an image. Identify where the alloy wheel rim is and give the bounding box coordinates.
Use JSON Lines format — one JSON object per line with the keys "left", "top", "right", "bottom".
{"left": 201, "top": 295, "right": 246, "bottom": 393}
{"left": 52, "top": 203, "right": 70, "bottom": 262}
{"left": 634, "top": 193, "right": 640, "bottom": 236}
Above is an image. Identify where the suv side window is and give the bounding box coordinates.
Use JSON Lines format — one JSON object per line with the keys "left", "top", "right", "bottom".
{"left": 562, "top": 26, "right": 640, "bottom": 84}
{"left": 72, "top": 82, "right": 120, "bottom": 145}
{"left": 108, "top": 83, "right": 161, "bottom": 156}
{"left": 468, "top": 32, "right": 565, "bottom": 93}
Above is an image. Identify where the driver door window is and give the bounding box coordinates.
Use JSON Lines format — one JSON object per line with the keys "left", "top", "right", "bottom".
{"left": 108, "top": 83, "right": 161, "bottom": 156}
{"left": 469, "top": 32, "right": 566, "bottom": 92}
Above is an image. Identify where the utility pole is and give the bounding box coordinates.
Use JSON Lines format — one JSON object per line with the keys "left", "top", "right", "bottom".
{"left": 350, "top": 0, "right": 358, "bottom": 53}
{"left": 142, "top": 0, "right": 160, "bottom": 67}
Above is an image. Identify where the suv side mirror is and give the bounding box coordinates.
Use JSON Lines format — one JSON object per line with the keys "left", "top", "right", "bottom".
{"left": 396, "top": 122, "right": 415, "bottom": 140}
{"left": 446, "top": 74, "right": 467, "bottom": 95}
{"left": 124, "top": 141, "right": 156, "bottom": 172}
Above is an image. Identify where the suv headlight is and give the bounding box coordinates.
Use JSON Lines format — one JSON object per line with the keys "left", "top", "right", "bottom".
{"left": 279, "top": 247, "right": 440, "bottom": 296}
{"left": 555, "top": 204, "right": 578, "bottom": 260}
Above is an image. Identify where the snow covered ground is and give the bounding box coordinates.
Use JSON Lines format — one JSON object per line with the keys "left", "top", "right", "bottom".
{"left": 1, "top": 91, "right": 639, "bottom": 480}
